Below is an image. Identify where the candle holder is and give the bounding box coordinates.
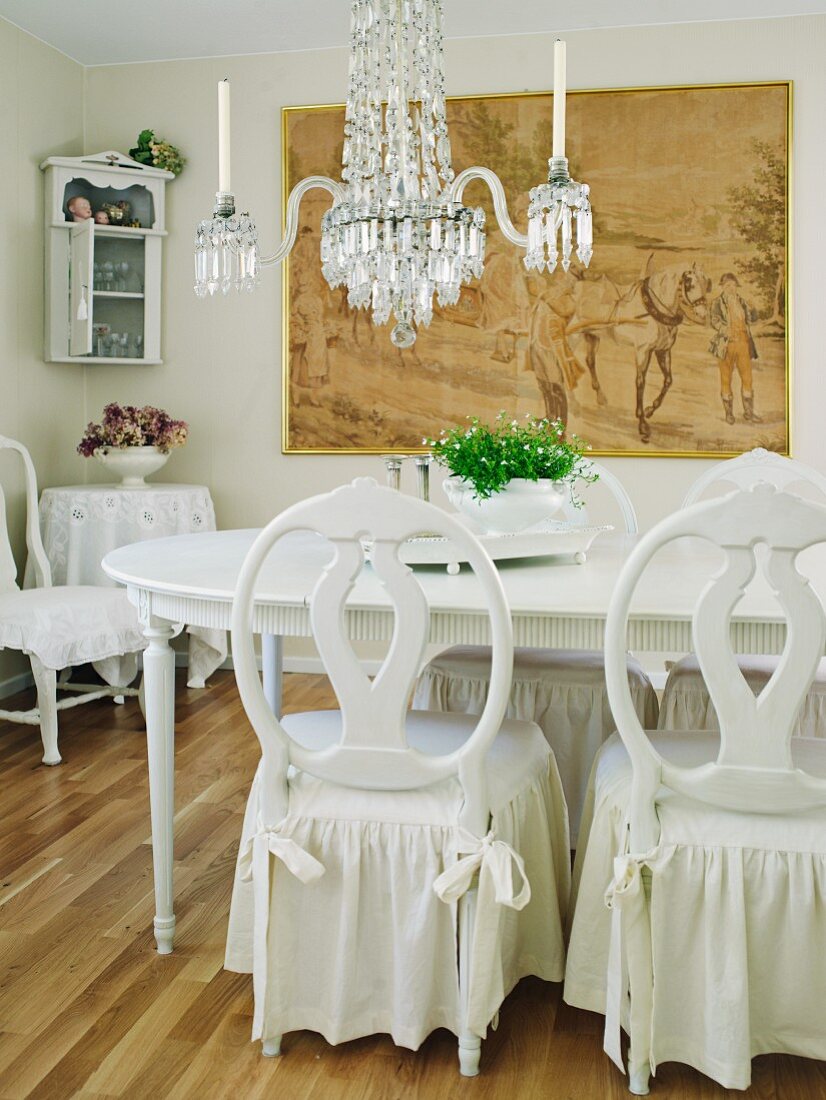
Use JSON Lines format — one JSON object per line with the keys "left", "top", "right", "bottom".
{"left": 194, "top": 206, "right": 260, "bottom": 297}
{"left": 383, "top": 454, "right": 407, "bottom": 491}
{"left": 413, "top": 454, "right": 431, "bottom": 502}
{"left": 213, "top": 190, "right": 236, "bottom": 219}
{"left": 524, "top": 156, "right": 592, "bottom": 274}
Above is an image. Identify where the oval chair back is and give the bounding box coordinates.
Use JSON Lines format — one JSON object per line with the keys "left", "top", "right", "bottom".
{"left": 231, "top": 477, "right": 514, "bottom": 835}
{"left": 683, "top": 447, "right": 826, "bottom": 508}
{"left": 561, "top": 460, "right": 638, "bottom": 535}
{"left": 604, "top": 483, "right": 826, "bottom": 852}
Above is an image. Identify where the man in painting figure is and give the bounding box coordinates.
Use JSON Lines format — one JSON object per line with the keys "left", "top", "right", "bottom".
{"left": 710, "top": 272, "right": 761, "bottom": 425}
{"left": 527, "top": 278, "right": 585, "bottom": 425}
{"left": 290, "top": 226, "right": 330, "bottom": 408}
{"left": 479, "top": 236, "right": 532, "bottom": 363}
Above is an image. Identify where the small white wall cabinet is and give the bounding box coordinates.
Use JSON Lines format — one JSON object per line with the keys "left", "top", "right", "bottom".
{"left": 40, "top": 151, "right": 174, "bottom": 365}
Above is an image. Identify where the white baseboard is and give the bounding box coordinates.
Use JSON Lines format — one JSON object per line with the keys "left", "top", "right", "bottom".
{"left": 206, "top": 654, "right": 382, "bottom": 677}
{"left": 0, "top": 669, "right": 35, "bottom": 701}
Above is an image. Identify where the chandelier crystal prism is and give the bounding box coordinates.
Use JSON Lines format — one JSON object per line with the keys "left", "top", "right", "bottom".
{"left": 193, "top": 4, "right": 593, "bottom": 348}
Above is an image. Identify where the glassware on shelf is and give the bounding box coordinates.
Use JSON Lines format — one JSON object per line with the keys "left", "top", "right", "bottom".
{"left": 93, "top": 262, "right": 101, "bottom": 291}
{"left": 93, "top": 322, "right": 110, "bottom": 357}
{"left": 118, "top": 333, "right": 129, "bottom": 357}
{"left": 117, "top": 261, "right": 130, "bottom": 292}
{"left": 134, "top": 335, "right": 144, "bottom": 358}
{"left": 102, "top": 261, "right": 115, "bottom": 292}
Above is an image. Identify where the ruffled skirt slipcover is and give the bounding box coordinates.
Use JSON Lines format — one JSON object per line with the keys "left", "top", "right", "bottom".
{"left": 0, "top": 586, "right": 145, "bottom": 670}
{"left": 412, "top": 647, "right": 659, "bottom": 843}
{"left": 225, "top": 710, "right": 571, "bottom": 1051}
{"left": 659, "top": 653, "right": 826, "bottom": 738}
{"left": 564, "top": 730, "right": 826, "bottom": 1091}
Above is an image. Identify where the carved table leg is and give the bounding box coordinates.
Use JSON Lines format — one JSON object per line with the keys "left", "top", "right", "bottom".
{"left": 142, "top": 616, "right": 177, "bottom": 954}
{"left": 262, "top": 633, "right": 284, "bottom": 718}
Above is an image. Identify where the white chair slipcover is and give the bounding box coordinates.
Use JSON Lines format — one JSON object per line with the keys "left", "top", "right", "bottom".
{"left": 414, "top": 647, "right": 658, "bottom": 842}
{"left": 659, "top": 653, "right": 826, "bottom": 738}
{"left": 564, "top": 730, "right": 826, "bottom": 1091}
{"left": 225, "top": 478, "right": 571, "bottom": 1074}
{"left": 225, "top": 709, "right": 570, "bottom": 1049}
{"left": 0, "top": 586, "right": 144, "bottom": 670}
{"left": 565, "top": 484, "right": 826, "bottom": 1094}
{"left": 661, "top": 449, "right": 826, "bottom": 741}
{"left": 412, "top": 463, "right": 657, "bottom": 843}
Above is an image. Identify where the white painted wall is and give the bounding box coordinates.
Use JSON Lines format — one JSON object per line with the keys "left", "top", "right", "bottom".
{"left": 0, "top": 19, "right": 85, "bottom": 688}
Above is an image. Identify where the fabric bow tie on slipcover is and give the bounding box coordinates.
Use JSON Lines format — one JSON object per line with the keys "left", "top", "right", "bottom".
{"left": 239, "top": 823, "right": 326, "bottom": 886}
{"left": 433, "top": 827, "right": 532, "bottom": 910}
{"left": 240, "top": 819, "right": 326, "bottom": 1043}
{"left": 603, "top": 849, "right": 661, "bottom": 1080}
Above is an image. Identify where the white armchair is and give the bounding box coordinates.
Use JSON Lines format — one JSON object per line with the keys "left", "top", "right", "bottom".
{"left": 565, "top": 482, "right": 826, "bottom": 1093}
{"left": 224, "top": 478, "right": 570, "bottom": 1075}
{"left": 0, "top": 436, "right": 143, "bottom": 764}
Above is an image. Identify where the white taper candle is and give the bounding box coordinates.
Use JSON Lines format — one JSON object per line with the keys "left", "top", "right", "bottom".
{"left": 218, "top": 78, "right": 231, "bottom": 193}
{"left": 552, "top": 39, "right": 566, "bottom": 158}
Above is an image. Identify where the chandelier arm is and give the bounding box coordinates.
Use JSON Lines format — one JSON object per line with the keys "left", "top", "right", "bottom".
{"left": 258, "top": 175, "right": 345, "bottom": 267}
{"left": 447, "top": 166, "right": 528, "bottom": 250}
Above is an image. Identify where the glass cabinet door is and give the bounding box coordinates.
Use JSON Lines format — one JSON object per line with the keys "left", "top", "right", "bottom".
{"left": 68, "top": 224, "right": 148, "bottom": 360}
{"left": 90, "top": 234, "right": 146, "bottom": 359}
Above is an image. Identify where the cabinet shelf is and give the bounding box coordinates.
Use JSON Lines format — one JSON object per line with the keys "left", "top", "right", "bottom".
{"left": 49, "top": 356, "right": 162, "bottom": 366}
{"left": 93, "top": 291, "right": 145, "bottom": 299}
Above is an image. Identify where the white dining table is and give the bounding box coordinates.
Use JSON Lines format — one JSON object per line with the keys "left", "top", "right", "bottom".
{"left": 102, "top": 526, "right": 822, "bottom": 953}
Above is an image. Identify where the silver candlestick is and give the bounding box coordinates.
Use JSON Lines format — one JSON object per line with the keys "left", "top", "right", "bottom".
{"left": 383, "top": 454, "right": 407, "bottom": 491}
{"left": 413, "top": 454, "right": 431, "bottom": 502}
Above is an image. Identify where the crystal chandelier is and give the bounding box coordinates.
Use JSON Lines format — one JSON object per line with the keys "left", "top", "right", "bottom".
{"left": 194, "top": 4, "right": 593, "bottom": 348}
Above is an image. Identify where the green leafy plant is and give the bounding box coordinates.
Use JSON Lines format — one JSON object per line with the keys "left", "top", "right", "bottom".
{"left": 129, "top": 129, "right": 185, "bottom": 176}
{"left": 425, "top": 412, "right": 595, "bottom": 501}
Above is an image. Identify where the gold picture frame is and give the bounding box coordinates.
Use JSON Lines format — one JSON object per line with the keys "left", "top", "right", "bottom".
{"left": 282, "top": 80, "right": 791, "bottom": 457}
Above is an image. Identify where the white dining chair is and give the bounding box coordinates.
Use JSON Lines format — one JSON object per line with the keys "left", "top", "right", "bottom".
{"left": 224, "top": 478, "right": 571, "bottom": 1075}
{"left": 565, "top": 483, "right": 826, "bottom": 1094}
{"left": 412, "top": 461, "right": 658, "bottom": 843}
{"left": 0, "top": 436, "right": 143, "bottom": 764}
{"left": 659, "top": 447, "right": 826, "bottom": 737}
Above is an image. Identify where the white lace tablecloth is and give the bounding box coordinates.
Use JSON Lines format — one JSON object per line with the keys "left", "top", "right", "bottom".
{"left": 25, "top": 483, "right": 227, "bottom": 687}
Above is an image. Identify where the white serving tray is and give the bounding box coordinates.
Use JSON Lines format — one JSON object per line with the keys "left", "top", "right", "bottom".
{"left": 398, "top": 516, "right": 613, "bottom": 574}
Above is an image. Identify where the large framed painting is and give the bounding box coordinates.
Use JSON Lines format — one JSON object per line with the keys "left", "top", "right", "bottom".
{"left": 282, "top": 81, "right": 791, "bottom": 456}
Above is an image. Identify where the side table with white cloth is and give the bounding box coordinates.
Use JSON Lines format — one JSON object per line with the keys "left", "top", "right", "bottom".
{"left": 27, "top": 484, "right": 226, "bottom": 687}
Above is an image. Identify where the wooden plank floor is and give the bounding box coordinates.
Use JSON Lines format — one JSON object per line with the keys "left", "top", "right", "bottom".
{"left": 1, "top": 671, "right": 825, "bottom": 1100}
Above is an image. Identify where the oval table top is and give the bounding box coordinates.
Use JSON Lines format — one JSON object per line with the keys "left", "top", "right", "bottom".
{"left": 100, "top": 528, "right": 826, "bottom": 652}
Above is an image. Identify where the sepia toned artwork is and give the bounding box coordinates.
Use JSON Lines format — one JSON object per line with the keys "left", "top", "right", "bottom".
{"left": 283, "top": 82, "right": 790, "bottom": 456}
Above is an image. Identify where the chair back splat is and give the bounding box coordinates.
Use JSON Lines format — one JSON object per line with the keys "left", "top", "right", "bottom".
{"left": 231, "top": 477, "right": 514, "bottom": 834}
{"left": 0, "top": 436, "right": 52, "bottom": 592}
{"left": 605, "top": 483, "right": 826, "bottom": 851}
